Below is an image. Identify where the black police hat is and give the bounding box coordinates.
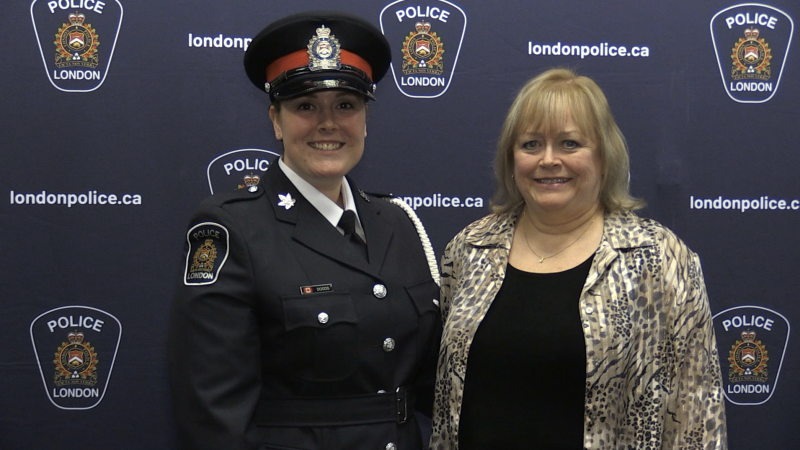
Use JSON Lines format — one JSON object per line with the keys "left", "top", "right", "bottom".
{"left": 243, "top": 11, "right": 391, "bottom": 101}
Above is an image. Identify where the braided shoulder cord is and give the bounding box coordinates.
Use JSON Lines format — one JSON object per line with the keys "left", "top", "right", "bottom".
{"left": 387, "top": 198, "right": 440, "bottom": 286}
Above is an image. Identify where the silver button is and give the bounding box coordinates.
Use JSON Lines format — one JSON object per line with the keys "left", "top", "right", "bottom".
{"left": 433, "top": 299, "right": 440, "bottom": 307}
{"left": 373, "top": 284, "right": 387, "bottom": 298}
{"left": 386, "top": 443, "right": 396, "bottom": 450}
{"left": 383, "top": 338, "right": 395, "bottom": 352}
{"left": 317, "top": 312, "right": 329, "bottom": 324}
{"left": 377, "top": 390, "right": 386, "bottom": 394}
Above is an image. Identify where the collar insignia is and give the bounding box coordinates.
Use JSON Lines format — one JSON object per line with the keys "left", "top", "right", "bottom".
{"left": 278, "top": 193, "right": 296, "bottom": 210}
{"left": 244, "top": 173, "right": 260, "bottom": 193}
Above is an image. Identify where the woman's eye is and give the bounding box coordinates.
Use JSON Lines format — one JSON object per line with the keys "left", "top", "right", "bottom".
{"left": 521, "top": 140, "right": 539, "bottom": 150}
{"left": 563, "top": 140, "right": 579, "bottom": 149}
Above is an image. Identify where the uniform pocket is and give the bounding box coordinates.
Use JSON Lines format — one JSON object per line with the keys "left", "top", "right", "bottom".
{"left": 405, "top": 279, "right": 442, "bottom": 372}
{"left": 261, "top": 444, "right": 311, "bottom": 450}
{"left": 262, "top": 445, "right": 308, "bottom": 450}
{"left": 405, "top": 279, "right": 440, "bottom": 317}
{"left": 280, "top": 292, "right": 358, "bottom": 381}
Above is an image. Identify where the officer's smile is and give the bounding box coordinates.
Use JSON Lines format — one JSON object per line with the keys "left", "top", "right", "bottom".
{"left": 309, "top": 141, "right": 344, "bottom": 151}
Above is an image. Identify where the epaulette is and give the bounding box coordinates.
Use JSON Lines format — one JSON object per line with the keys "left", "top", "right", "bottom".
{"left": 203, "top": 183, "right": 264, "bottom": 208}
{"left": 357, "top": 188, "right": 394, "bottom": 203}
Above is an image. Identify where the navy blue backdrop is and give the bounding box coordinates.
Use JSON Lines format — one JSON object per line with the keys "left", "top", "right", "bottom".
{"left": 2, "top": 0, "right": 797, "bottom": 448}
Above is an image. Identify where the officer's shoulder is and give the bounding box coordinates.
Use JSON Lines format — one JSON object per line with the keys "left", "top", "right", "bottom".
{"left": 361, "top": 190, "right": 416, "bottom": 219}
{"left": 362, "top": 190, "right": 401, "bottom": 208}
{"left": 199, "top": 186, "right": 265, "bottom": 208}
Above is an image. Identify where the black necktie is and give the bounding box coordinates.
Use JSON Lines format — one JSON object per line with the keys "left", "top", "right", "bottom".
{"left": 338, "top": 210, "right": 367, "bottom": 259}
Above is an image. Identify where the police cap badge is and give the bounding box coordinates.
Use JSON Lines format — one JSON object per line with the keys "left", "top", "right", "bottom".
{"left": 243, "top": 11, "right": 391, "bottom": 101}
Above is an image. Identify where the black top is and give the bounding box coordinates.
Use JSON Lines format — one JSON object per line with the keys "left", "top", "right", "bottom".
{"left": 458, "top": 255, "right": 593, "bottom": 450}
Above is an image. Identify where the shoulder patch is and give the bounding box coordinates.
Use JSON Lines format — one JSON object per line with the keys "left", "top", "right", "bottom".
{"left": 184, "top": 222, "right": 230, "bottom": 286}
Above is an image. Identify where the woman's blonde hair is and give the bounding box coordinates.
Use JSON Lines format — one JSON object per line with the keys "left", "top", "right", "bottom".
{"left": 491, "top": 68, "right": 644, "bottom": 214}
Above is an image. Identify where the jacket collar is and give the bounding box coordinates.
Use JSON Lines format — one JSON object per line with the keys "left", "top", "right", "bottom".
{"left": 460, "top": 207, "right": 658, "bottom": 317}
{"left": 600, "top": 210, "right": 657, "bottom": 250}
{"left": 464, "top": 208, "right": 656, "bottom": 252}
{"left": 263, "top": 166, "right": 392, "bottom": 277}
{"left": 463, "top": 209, "right": 519, "bottom": 249}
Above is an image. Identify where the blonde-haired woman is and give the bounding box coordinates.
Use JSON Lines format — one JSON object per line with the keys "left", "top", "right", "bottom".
{"left": 430, "top": 68, "right": 726, "bottom": 450}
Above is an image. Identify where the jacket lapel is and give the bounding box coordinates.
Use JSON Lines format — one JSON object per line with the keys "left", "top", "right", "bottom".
{"left": 264, "top": 167, "right": 378, "bottom": 276}
{"left": 583, "top": 210, "right": 656, "bottom": 294}
{"left": 350, "top": 180, "right": 393, "bottom": 276}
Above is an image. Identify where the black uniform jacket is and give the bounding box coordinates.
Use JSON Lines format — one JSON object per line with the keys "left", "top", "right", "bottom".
{"left": 168, "top": 166, "right": 442, "bottom": 450}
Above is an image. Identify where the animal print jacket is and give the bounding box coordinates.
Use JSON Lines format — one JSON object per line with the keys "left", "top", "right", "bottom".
{"left": 430, "top": 209, "right": 727, "bottom": 450}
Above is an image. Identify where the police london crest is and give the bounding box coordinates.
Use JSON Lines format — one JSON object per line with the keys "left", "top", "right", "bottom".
{"left": 54, "top": 331, "right": 99, "bottom": 386}
{"left": 191, "top": 239, "right": 218, "bottom": 274}
{"left": 731, "top": 28, "right": 771, "bottom": 81}
{"left": 713, "top": 305, "right": 790, "bottom": 405}
{"left": 728, "top": 330, "right": 768, "bottom": 383}
{"left": 30, "top": 306, "right": 122, "bottom": 410}
{"left": 402, "top": 21, "right": 444, "bottom": 76}
{"left": 380, "top": 0, "right": 467, "bottom": 98}
{"left": 54, "top": 12, "right": 100, "bottom": 70}
{"left": 710, "top": 4, "right": 793, "bottom": 103}
{"left": 31, "top": 0, "right": 124, "bottom": 92}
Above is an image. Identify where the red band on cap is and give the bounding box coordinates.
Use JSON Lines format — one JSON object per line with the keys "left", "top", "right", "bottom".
{"left": 266, "top": 49, "right": 373, "bottom": 82}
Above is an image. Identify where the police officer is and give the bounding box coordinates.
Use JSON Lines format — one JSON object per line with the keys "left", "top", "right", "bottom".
{"left": 167, "top": 11, "right": 442, "bottom": 450}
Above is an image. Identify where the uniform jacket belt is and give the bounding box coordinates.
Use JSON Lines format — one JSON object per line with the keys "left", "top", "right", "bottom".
{"left": 255, "top": 388, "right": 416, "bottom": 426}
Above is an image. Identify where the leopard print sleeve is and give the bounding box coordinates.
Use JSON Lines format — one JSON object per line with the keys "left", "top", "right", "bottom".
{"left": 662, "top": 233, "right": 728, "bottom": 449}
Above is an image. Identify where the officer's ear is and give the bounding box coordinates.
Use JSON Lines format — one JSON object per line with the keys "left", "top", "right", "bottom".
{"left": 268, "top": 104, "right": 283, "bottom": 140}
